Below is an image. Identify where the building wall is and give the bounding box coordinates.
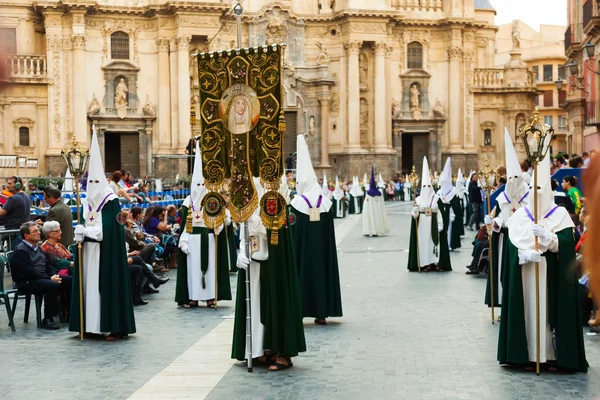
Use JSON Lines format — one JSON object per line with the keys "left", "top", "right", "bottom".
{"left": 1, "top": 0, "right": 537, "bottom": 180}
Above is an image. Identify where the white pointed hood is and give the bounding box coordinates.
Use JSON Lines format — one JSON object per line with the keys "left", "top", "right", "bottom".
{"left": 322, "top": 173, "right": 332, "bottom": 199}
{"left": 529, "top": 153, "right": 554, "bottom": 218}
{"left": 503, "top": 128, "right": 528, "bottom": 203}
{"left": 455, "top": 168, "right": 465, "bottom": 196}
{"left": 295, "top": 134, "right": 318, "bottom": 196}
{"left": 190, "top": 142, "right": 206, "bottom": 208}
{"left": 438, "top": 157, "right": 455, "bottom": 202}
{"left": 333, "top": 175, "right": 344, "bottom": 200}
{"left": 417, "top": 156, "right": 437, "bottom": 208}
{"left": 252, "top": 176, "right": 265, "bottom": 217}
{"left": 63, "top": 168, "right": 74, "bottom": 192}
{"left": 86, "top": 128, "right": 116, "bottom": 210}
{"left": 350, "top": 175, "right": 363, "bottom": 197}
{"left": 378, "top": 173, "right": 385, "bottom": 187}
{"left": 291, "top": 134, "right": 332, "bottom": 213}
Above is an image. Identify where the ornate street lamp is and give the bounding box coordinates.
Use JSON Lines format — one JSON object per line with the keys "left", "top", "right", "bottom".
{"left": 408, "top": 165, "right": 421, "bottom": 272}
{"left": 61, "top": 131, "right": 89, "bottom": 341}
{"left": 478, "top": 157, "right": 497, "bottom": 324}
{"left": 518, "top": 108, "right": 554, "bottom": 375}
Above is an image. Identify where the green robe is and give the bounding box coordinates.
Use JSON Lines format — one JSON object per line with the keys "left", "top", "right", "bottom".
{"left": 290, "top": 207, "right": 343, "bottom": 318}
{"left": 450, "top": 196, "right": 462, "bottom": 250}
{"left": 348, "top": 195, "right": 363, "bottom": 214}
{"left": 407, "top": 210, "right": 439, "bottom": 272}
{"left": 436, "top": 199, "right": 453, "bottom": 271}
{"left": 232, "top": 224, "right": 306, "bottom": 360}
{"left": 69, "top": 198, "right": 136, "bottom": 334}
{"left": 219, "top": 223, "right": 238, "bottom": 273}
{"left": 332, "top": 197, "right": 347, "bottom": 219}
{"left": 174, "top": 205, "right": 232, "bottom": 305}
{"left": 497, "top": 229, "right": 588, "bottom": 372}
{"left": 456, "top": 197, "right": 466, "bottom": 237}
{"left": 485, "top": 226, "right": 507, "bottom": 307}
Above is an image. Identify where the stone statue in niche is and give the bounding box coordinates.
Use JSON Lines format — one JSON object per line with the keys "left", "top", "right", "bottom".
{"left": 391, "top": 99, "right": 400, "bottom": 118}
{"left": 88, "top": 94, "right": 100, "bottom": 115}
{"left": 359, "top": 53, "right": 368, "bottom": 90}
{"left": 309, "top": 116, "right": 316, "bottom": 135}
{"left": 319, "top": 0, "right": 333, "bottom": 14}
{"left": 410, "top": 84, "right": 421, "bottom": 121}
{"left": 115, "top": 78, "right": 129, "bottom": 119}
{"left": 434, "top": 99, "right": 444, "bottom": 116}
{"left": 143, "top": 95, "right": 155, "bottom": 117}
{"left": 316, "top": 41, "right": 330, "bottom": 65}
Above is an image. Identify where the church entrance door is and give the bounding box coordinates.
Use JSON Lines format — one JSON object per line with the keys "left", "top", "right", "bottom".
{"left": 401, "top": 132, "right": 429, "bottom": 175}
{"left": 104, "top": 132, "right": 140, "bottom": 176}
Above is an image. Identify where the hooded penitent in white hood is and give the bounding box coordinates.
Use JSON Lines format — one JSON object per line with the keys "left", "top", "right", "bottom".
{"left": 363, "top": 173, "right": 369, "bottom": 190}
{"left": 455, "top": 168, "right": 466, "bottom": 195}
{"left": 417, "top": 156, "right": 437, "bottom": 209}
{"left": 322, "top": 174, "right": 332, "bottom": 199}
{"left": 291, "top": 134, "right": 332, "bottom": 214}
{"left": 350, "top": 176, "right": 363, "bottom": 197}
{"left": 507, "top": 154, "right": 573, "bottom": 252}
{"left": 189, "top": 142, "right": 206, "bottom": 209}
{"left": 438, "top": 157, "right": 456, "bottom": 202}
{"left": 333, "top": 176, "right": 344, "bottom": 201}
{"left": 86, "top": 128, "right": 117, "bottom": 210}
{"left": 503, "top": 128, "right": 529, "bottom": 204}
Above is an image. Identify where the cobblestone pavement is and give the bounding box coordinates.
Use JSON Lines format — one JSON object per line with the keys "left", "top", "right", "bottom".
{"left": 2, "top": 201, "right": 600, "bottom": 400}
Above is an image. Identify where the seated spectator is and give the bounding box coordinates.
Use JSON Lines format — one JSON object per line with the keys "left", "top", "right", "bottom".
{"left": 40, "top": 221, "right": 74, "bottom": 277}
{"left": 465, "top": 225, "right": 489, "bottom": 275}
{"left": 122, "top": 210, "right": 156, "bottom": 264}
{"left": 43, "top": 185, "right": 74, "bottom": 247}
{"left": 109, "top": 171, "right": 133, "bottom": 204}
{"left": 142, "top": 206, "right": 178, "bottom": 269}
{"left": 166, "top": 205, "right": 178, "bottom": 226}
{"left": 10, "top": 221, "right": 72, "bottom": 330}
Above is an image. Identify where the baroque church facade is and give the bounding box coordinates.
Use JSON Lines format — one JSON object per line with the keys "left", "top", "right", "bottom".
{"left": 1, "top": 0, "right": 538, "bottom": 179}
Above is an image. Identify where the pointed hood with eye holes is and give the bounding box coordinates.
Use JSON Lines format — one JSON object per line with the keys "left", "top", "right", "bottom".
{"left": 455, "top": 168, "right": 466, "bottom": 196}
{"left": 190, "top": 142, "right": 206, "bottom": 209}
{"left": 350, "top": 175, "right": 364, "bottom": 197}
{"left": 503, "top": 128, "right": 529, "bottom": 204}
{"left": 438, "top": 157, "right": 456, "bottom": 203}
{"left": 333, "top": 176, "right": 345, "bottom": 200}
{"left": 291, "top": 134, "right": 332, "bottom": 214}
{"left": 86, "top": 129, "right": 116, "bottom": 210}
{"left": 507, "top": 153, "right": 574, "bottom": 251}
{"left": 417, "top": 156, "right": 437, "bottom": 208}
{"left": 322, "top": 173, "right": 332, "bottom": 199}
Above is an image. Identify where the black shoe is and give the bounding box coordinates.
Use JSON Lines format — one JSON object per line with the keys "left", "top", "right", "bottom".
{"left": 151, "top": 275, "right": 170, "bottom": 289}
{"left": 465, "top": 270, "right": 479, "bottom": 275}
{"left": 143, "top": 286, "right": 159, "bottom": 294}
{"left": 42, "top": 318, "right": 60, "bottom": 330}
{"left": 134, "top": 297, "right": 148, "bottom": 306}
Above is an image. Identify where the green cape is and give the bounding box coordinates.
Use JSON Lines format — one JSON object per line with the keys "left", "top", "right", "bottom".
{"left": 290, "top": 207, "right": 343, "bottom": 318}
{"left": 69, "top": 198, "right": 136, "bottom": 334}
{"left": 174, "top": 205, "right": 232, "bottom": 306}
{"left": 485, "top": 225, "right": 507, "bottom": 307}
{"left": 497, "top": 228, "right": 588, "bottom": 372}
{"left": 450, "top": 196, "right": 462, "bottom": 249}
{"left": 232, "top": 221, "right": 306, "bottom": 360}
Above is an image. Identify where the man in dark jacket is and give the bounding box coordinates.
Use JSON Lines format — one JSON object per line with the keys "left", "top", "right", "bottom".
{"left": 467, "top": 174, "right": 482, "bottom": 230}
{"left": 43, "top": 186, "right": 74, "bottom": 247}
{"left": 11, "top": 222, "right": 72, "bottom": 329}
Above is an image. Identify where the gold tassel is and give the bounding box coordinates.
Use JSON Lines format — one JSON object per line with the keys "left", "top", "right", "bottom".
{"left": 278, "top": 114, "right": 286, "bottom": 135}
{"left": 186, "top": 213, "right": 193, "bottom": 233}
{"left": 270, "top": 230, "right": 279, "bottom": 245}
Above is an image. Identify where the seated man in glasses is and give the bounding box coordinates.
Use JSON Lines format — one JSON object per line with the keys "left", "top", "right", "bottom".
{"left": 10, "top": 221, "right": 72, "bottom": 329}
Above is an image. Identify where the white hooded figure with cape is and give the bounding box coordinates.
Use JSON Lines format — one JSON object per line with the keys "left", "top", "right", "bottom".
{"left": 348, "top": 176, "right": 364, "bottom": 214}
{"left": 175, "top": 143, "right": 228, "bottom": 309}
{"left": 289, "top": 134, "right": 343, "bottom": 324}
{"left": 483, "top": 129, "right": 529, "bottom": 306}
{"left": 332, "top": 176, "right": 346, "bottom": 219}
{"left": 498, "top": 153, "right": 587, "bottom": 372}
{"left": 437, "top": 157, "right": 461, "bottom": 251}
{"left": 407, "top": 157, "right": 451, "bottom": 272}
{"left": 321, "top": 174, "right": 332, "bottom": 200}
{"left": 454, "top": 168, "right": 467, "bottom": 237}
{"left": 69, "top": 129, "right": 136, "bottom": 340}
{"left": 362, "top": 166, "right": 390, "bottom": 237}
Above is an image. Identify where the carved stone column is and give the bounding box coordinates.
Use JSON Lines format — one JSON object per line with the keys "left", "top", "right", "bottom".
{"left": 44, "top": 11, "right": 64, "bottom": 152}
{"left": 345, "top": 41, "right": 362, "bottom": 150}
{"left": 169, "top": 39, "right": 179, "bottom": 151}
{"left": 72, "top": 35, "right": 87, "bottom": 145}
{"left": 157, "top": 38, "right": 171, "bottom": 150}
{"left": 177, "top": 36, "right": 191, "bottom": 150}
{"left": 319, "top": 96, "right": 331, "bottom": 168}
{"left": 447, "top": 47, "right": 463, "bottom": 147}
{"left": 374, "top": 43, "right": 387, "bottom": 150}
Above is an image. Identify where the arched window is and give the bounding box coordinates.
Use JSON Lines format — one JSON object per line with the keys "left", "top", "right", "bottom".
{"left": 407, "top": 42, "right": 423, "bottom": 69}
{"left": 483, "top": 129, "right": 492, "bottom": 146}
{"left": 19, "top": 127, "right": 30, "bottom": 147}
{"left": 111, "top": 31, "right": 130, "bottom": 60}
